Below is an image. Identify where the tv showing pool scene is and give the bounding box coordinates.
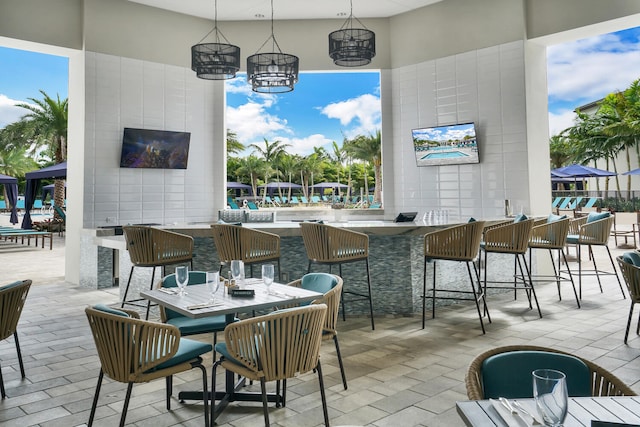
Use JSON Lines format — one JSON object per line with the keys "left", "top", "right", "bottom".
{"left": 120, "top": 128, "right": 190, "bottom": 169}
{"left": 412, "top": 122, "right": 479, "bottom": 166}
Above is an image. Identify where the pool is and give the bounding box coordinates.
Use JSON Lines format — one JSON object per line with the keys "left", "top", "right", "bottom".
{"left": 421, "top": 151, "right": 469, "bottom": 160}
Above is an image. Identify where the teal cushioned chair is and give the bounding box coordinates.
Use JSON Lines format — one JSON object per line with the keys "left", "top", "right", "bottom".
{"left": 465, "top": 345, "right": 636, "bottom": 400}
{"left": 616, "top": 254, "right": 640, "bottom": 343}
{"left": 160, "top": 271, "right": 233, "bottom": 355}
{"left": 0, "top": 279, "right": 31, "bottom": 398}
{"left": 86, "top": 304, "right": 212, "bottom": 427}
{"left": 481, "top": 351, "right": 591, "bottom": 398}
{"left": 565, "top": 212, "right": 625, "bottom": 299}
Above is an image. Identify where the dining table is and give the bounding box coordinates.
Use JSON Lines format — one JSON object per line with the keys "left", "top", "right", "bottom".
{"left": 456, "top": 396, "right": 640, "bottom": 427}
{"left": 140, "top": 278, "right": 323, "bottom": 422}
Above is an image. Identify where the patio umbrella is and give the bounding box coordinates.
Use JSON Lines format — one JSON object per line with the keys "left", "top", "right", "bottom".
{"left": 622, "top": 168, "right": 640, "bottom": 175}
{"left": 552, "top": 164, "right": 616, "bottom": 197}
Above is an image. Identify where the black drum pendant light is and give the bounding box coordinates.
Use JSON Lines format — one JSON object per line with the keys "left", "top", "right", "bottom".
{"left": 191, "top": 0, "right": 240, "bottom": 80}
{"left": 329, "top": 0, "right": 376, "bottom": 67}
{"left": 246, "top": 0, "right": 299, "bottom": 93}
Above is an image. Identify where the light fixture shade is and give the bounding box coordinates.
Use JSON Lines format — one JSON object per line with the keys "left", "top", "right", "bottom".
{"left": 247, "top": 52, "right": 299, "bottom": 93}
{"left": 191, "top": 42, "right": 241, "bottom": 80}
{"left": 329, "top": 27, "right": 376, "bottom": 67}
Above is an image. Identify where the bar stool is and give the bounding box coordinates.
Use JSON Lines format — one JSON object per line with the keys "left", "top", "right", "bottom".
{"left": 210, "top": 224, "right": 281, "bottom": 279}
{"left": 527, "top": 216, "right": 580, "bottom": 308}
{"left": 480, "top": 218, "right": 540, "bottom": 317}
{"left": 565, "top": 212, "right": 626, "bottom": 299}
{"left": 299, "top": 222, "right": 375, "bottom": 330}
{"left": 423, "top": 221, "right": 488, "bottom": 333}
{"left": 121, "top": 226, "right": 194, "bottom": 319}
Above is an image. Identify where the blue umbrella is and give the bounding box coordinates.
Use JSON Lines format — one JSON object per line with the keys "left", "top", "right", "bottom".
{"left": 553, "top": 164, "right": 616, "bottom": 178}
{"left": 622, "top": 168, "right": 640, "bottom": 175}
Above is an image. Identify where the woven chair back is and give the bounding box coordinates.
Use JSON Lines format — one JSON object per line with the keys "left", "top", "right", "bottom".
{"left": 85, "top": 306, "right": 181, "bottom": 383}
{"left": 210, "top": 224, "right": 280, "bottom": 265}
{"left": 424, "top": 221, "right": 485, "bottom": 262}
{"left": 465, "top": 344, "right": 636, "bottom": 400}
{"left": 222, "top": 304, "right": 327, "bottom": 381}
{"left": 483, "top": 218, "right": 534, "bottom": 254}
{"left": 0, "top": 280, "right": 31, "bottom": 341}
{"left": 617, "top": 257, "right": 640, "bottom": 303}
{"left": 529, "top": 217, "right": 571, "bottom": 249}
{"left": 317, "top": 276, "right": 343, "bottom": 337}
{"left": 576, "top": 216, "right": 614, "bottom": 245}
{"left": 300, "top": 222, "right": 368, "bottom": 263}
{"left": 122, "top": 226, "right": 193, "bottom": 267}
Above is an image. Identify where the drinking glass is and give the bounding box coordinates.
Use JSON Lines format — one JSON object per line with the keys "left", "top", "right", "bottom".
{"left": 206, "top": 271, "right": 220, "bottom": 302}
{"left": 262, "top": 264, "right": 274, "bottom": 294}
{"left": 230, "top": 260, "right": 244, "bottom": 284}
{"left": 533, "top": 369, "right": 568, "bottom": 426}
{"left": 175, "top": 265, "right": 189, "bottom": 296}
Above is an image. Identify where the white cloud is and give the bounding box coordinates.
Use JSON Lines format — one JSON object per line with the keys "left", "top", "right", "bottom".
{"left": 226, "top": 100, "right": 291, "bottom": 144}
{"left": 0, "top": 94, "right": 29, "bottom": 128}
{"left": 547, "top": 32, "right": 640, "bottom": 104}
{"left": 548, "top": 110, "right": 577, "bottom": 136}
{"left": 276, "top": 134, "right": 334, "bottom": 156}
{"left": 320, "top": 93, "right": 381, "bottom": 138}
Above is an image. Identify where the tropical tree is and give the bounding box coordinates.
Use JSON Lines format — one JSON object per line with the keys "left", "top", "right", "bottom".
{"left": 226, "top": 129, "right": 245, "bottom": 155}
{"left": 15, "top": 90, "right": 68, "bottom": 212}
{"left": 0, "top": 146, "right": 38, "bottom": 203}
{"left": 549, "top": 135, "right": 572, "bottom": 169}
{"left": 298, "top": 153, "right": 324, "bottom": 199}
{"left": 250, "top": 138, "right": 290, "bottom": 192}
{"left": 275, "top": 153, "right": 299, "bottom": 201}
{"left": 348, "top": 130, "right": 382, "bottom": 203}
{"left": 236, "top": 155, "right": 266, "bottom": 197}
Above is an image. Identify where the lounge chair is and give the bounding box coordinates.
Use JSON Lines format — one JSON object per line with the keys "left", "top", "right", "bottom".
{"left": 228, "top": 200, "right": 240, "bottom": 209}
{"left": 300, "top": 196, "right": 309, "bottom": 204}
{"left": 246, "top": 201, "right": 259, "bottom": 210}
{"left": 311, "top": 195, "right": 321, "bottom": 204}
{"left": 551, "top": 197, "right": 562, "bottom": 208}
{"left": 290, "top": 196, "right": 299, "bottom": 205}
{"left": 558, "top": 197, "right": 572, "bottom": 210}
{"left": 584, "top": 197, "right": 599, "bottom": 208}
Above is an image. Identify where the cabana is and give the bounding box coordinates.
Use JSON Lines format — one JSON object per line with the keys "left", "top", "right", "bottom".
{"left": 22, "top": 162, "right": 67, "bottom": 229}
{"left": 0, "top": 173, "right": 19, "bottom": 224}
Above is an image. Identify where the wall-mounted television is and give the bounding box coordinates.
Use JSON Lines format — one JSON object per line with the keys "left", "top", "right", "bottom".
{"left": 119, "top": 127, "right": 190, "bottom": 169}
{"left": 412, "top": 122, "right": 479, "bottom": 167}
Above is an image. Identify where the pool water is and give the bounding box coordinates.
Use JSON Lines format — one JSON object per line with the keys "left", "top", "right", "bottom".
{"left": 421, "top": 151, "right": 469, "bottom": 160}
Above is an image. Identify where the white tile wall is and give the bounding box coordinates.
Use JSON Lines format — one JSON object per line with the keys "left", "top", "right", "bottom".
{"left": 390, "top": 40, "right": 530, "bottom": 221}
{"left": 84, "top": 52, "right": 225, "bottom": 228}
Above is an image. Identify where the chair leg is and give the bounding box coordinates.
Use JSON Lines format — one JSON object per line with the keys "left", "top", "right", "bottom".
{"left": 88, "top": 370, "right": 104, "bottom": 426}
{"left": 121, "top": 266, "right": 135, "bottom": 308}
{"left": 364, "top": 258, "right": 375, "bottom": 330}
{"left": 338, "top": 264, "right": 346, "bottom": 322}
{"left": 13, "top": 332, "right": 25, "bottom": 378}
{"left": 518, "top": 253, "right": 542, "bottom": 318}
{"left": 422, "top": 257, "right": 428, "bottom": 329}
{"left": 625, "top": 303, "right": 635, "bottom": 344}
{"left": 560, "top": 249, "right": 580, "bottom": 308}
{"left": 259, "top": 378, "right": 270, "bottom": 426}
{"left": 588, "top": 245, "right": 605, "bottom": 293}
{"left": 466, "top": 261, "right": 486, "bottom": 334}
{"left": 119, "top": 382, "right": 134, "bottom": 427}
{"left": 211, "top": 360, "right": 219, "bottom": 425}
{"left": 282, "top": 378, "right": 287, "bottom": 407}
{"left": 605, "top": 246, "right": 627, "bottom": 299}
{"left": 145, "top": 267, "right": 157, "bottom": 320}
{"left": 166, "top": 375, "right": 172, "bottom": 410}
{"left": 333, "top": 335, "right": 348, "bottom": 390}
{"left": 472, "top": 259, "right": 490, "bottom": 323}
{"left": 431, "top": 260, "right": 437, "bottom": 320}
{"left": 316, "top": 360, "right": 331, "bottom": 427}
{"left": 578, "top": 244, "right": 583, "bottom": 299}
{"left": 195, "top": 363, "right": 210, "bottom": 427}
{"left": 0, "top": 361, "right": 4, "bottom": 399}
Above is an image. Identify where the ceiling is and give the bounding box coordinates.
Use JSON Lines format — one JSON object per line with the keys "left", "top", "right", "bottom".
{"left": 128, "top": 0, "right": 443, "bottom": 21}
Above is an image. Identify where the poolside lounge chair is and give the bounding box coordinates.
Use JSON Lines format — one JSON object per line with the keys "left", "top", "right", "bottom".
{"left": 311, "top": 195, "right": 321, "bottom": 204}
{"left": 584, "top": 197, "right": 599, "bottom": 208}
{"left": 228, "top": 200, "right": 240, "bottom": 209}
{"left": 290, "top": 196, "right": 299, "bottom": 205}
{"left": 246, "top": 201, "right": 259, "bottom": 210}
{"left": 300, "top": 196, "right": 309, "bottom": 204}
{"left": 551, "top": 197, "right": 562, "bottom": 208}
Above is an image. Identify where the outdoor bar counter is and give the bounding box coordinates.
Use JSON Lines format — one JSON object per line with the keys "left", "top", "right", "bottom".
{"left": 83, "top": 219, "right": 514, "bottom": 319}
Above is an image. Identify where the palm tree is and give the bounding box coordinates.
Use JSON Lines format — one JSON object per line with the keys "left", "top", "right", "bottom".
{"left": 226, "top": 129, "right": 245, "bottom": 155}
{"left": 15, "top": 90, "right": 68, "bottom": 213}
{"left": 348, "top": 130, "right": 382, "bottom": 204}
{"left": 275, "top": 153, "right": 299, "bottom": 201}
{"left": 549, "top": 135, "right": 571, "bottom": 169}
{"left": 0, "top": 146, "right": 38, "bottom": 204}
{"left": 250, "top": 138, "right": 290, "bottom": 194}
{"left": 298, "top": 154, "right": 324, "bottom": 199}
{"left": 236, "top": 155, "right": 266, "bottom": 197}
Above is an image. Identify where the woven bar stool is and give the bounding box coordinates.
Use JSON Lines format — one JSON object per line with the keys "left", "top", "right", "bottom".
{"left": 210, "top": 224, "right": 281, "bottom": 279}
{"left": 121, "top": 226, "right": 194, "bottom": 319}
{"left": 423, "top": 221, "right": 488, "bottom": 333}
{"left": 299, "top": 222, "right": 375, "bottom": 330}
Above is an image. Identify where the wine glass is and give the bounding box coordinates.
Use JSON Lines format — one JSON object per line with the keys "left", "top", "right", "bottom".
{"left": 175, "top": 265, "right": 189, "bottom": 296}
{"left": 533, "top": 369, "right": 568, "bottom": 427}
{"left": 262, "top": 264, "right": 274, "bottom": 294}
{"left": 230, "top": 260, "right": 244, "bottom": 285}
{"left": 206, "top": 271, "right": 220, "bottom": 302}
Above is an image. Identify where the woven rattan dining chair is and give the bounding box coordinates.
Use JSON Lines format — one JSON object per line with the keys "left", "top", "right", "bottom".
{"left": 210, "top": 224, "right": 281, "bottom": 279}
{"left": 527, "top": 216, "right": 580, "bottom": 308}
{"left": 481, "top": 218, "right": 541, "bottom": 318}
{"left": 0, "top": 279, "right": 31, "bottom": 398}
{"left": 423, "top": 221, "right": 488, "bottom": 333}
{"left": 616, "top": 254, "right": 640, "bottom": 343}
{"left": 212, "top": 304, "right": 329, "bottom": 426}
{"left": 85, "top": 304, "right": 212, "bottom": 427}
{"left": 121, "top": 226, "right": 194, "bottom": 319}
{"left": 299, "top": 222, "right": 375, "bottom": 330}
{"left": 566, "top": 213, "right": 626, "bottom": 299}
{"left": 288, "top": 273, "right": 347, "bottom": 389}
{"left": 465, "top": 345, "right": 636, "bottom": 400}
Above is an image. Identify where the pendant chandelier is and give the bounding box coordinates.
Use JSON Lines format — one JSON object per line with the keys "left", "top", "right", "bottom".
{"left": 191, "top": 0, "right": 240, "bottom": 80}
{"left": 246, "top": 0, "right": 299, "bottom": 93}
{"left": 328, "top": 0, "right": 376, "bottom": 67}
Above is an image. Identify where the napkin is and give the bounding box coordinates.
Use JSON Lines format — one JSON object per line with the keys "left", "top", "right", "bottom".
{"left": 186, "top": 301, "right": 224, "bottom": 310}
{"left": 489, "top": 398, "right": 529, "bottom": 427}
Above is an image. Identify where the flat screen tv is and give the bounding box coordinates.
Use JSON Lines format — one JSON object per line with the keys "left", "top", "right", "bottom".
{"left": 394, "top": 212, "right": 417, "bottom": 223}
{"left": 120, "top": 127, "right": 190, "bottom": 169}
{"left": 412, "top": 122, "right": 479, "bottom": 166}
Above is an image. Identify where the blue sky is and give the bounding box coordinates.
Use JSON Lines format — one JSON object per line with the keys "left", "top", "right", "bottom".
{"left": 1, "top": 25, "right": 640, "bottom": 146}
